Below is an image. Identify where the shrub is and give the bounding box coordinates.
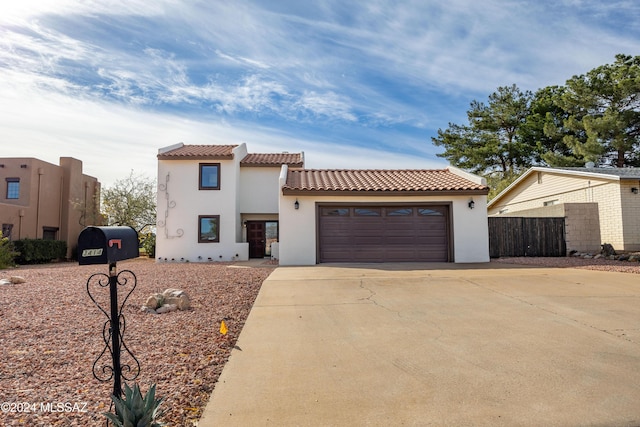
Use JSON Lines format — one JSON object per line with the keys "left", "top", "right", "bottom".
{"left": 140, "top": 233, "right": 156, "bottom": 258}
{"left": 0, "top": 237, "right": 18, "bottom": 269}
{"left": 13, "top": 239, "right": 67, "bottom": 264}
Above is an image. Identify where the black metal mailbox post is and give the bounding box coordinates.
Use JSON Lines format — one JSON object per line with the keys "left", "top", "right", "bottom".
{"left": 79, "top": 226, "right": 140, "bottom": 400}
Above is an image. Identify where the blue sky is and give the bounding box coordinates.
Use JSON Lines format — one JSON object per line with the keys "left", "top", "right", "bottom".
{"left": 1, "top": 0, "right": 639, "bottom": 187}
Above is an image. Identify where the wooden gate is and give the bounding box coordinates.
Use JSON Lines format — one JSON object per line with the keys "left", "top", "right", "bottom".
{"left": 488, "top": 217, "right": 566, "bottom": 258}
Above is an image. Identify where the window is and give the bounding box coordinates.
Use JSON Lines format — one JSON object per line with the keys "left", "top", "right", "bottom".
{"left": 198, "top": 215, "right": 220, "bottom": 243}
{"left": 42, "top": 227, "right": 58, "bottom": 240}
{"left": 321, "top": 208, "right": 349, "bottom": 216}
{"left": 6, "top": 178, "right": 19, "bottom": 199}
{"left": 199, "top": 163, "right": 220, "bottom": 190}
{"left": 265, "top": 221, "right": 279, "bottom": 257}
{"left": 354, "top": 208, "right": 381, "bottom": 216}
{"left": 386, "top": 208, "right": 412, "bottom": 216}
{"left": 418, "top": 208, "right": 443, "bottom": 216}
{"left": 2, "top": 224, "right": 12, "bottom": 239}
{"left": 543, "top": 200, "right": 558, "bottom": 206}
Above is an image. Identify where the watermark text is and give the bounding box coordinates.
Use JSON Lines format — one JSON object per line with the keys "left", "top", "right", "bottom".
{"left": 1, "top": 401, "right": 88, "bottom": 413}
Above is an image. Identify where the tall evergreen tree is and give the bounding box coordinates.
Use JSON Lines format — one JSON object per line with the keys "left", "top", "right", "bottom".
{"left": 432, "top": 84, "right": 534, "bottom": 188}
{"left": 523, "top": 85, "right": 586, "bottom": 167}
{"left": 558, "top": 54, "right": 640, "bottom": 167}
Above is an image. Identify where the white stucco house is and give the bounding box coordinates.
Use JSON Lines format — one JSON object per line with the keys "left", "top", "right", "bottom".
{"left": 156, "top": 143, "right": 490, "bottom": 265}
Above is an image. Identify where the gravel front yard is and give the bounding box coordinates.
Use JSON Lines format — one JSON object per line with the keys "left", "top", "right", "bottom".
{"left": 0, "top": 258, "right": 274, "bottom": 427}
{"left": 492, "top": 255, "right": 640, "bottom": 274}
{"left": 1, "top": 256, "right": 638, "bottom": 426}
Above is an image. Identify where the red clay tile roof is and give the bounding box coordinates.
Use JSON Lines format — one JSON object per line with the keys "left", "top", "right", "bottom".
{"left": 157, "top": 144, "right": 237, "bottom": 159}
{"left": 240, "top": 153, "right": 304, "bottom": 167}
{"left": 283, "top": 169, "right": 488, "bottom": 194}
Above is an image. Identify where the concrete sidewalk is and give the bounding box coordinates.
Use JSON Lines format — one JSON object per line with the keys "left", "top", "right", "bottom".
{"left": 198, "top": 263, "right": 640, "bottom": 426}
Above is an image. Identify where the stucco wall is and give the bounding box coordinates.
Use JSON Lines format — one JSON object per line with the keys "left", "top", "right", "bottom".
{"left": 156, "top": 157, "right": 248, "bottom": 262}
{"left": 278, "top": 192, "right": 489, "bottom": 266}
{"left": 0, "top": 157, "right": 99, "bottom": 257}
{"left": 239, "top": 167, "right": 280, "bottom": 214}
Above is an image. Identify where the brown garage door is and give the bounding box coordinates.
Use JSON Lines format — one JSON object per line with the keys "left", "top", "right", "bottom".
{"left": 318, "top": 205, "right": 450, "bottom": 263}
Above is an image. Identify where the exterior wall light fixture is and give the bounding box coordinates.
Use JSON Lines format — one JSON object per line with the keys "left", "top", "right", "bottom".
{"left": 631, "top": 187, "right": 639, "bottom": 194}
{"left": 468, "top": 199, "right": 475, "bottom": 209}
{"left": 294, "top": 199, "right": 300, "bottom": 210}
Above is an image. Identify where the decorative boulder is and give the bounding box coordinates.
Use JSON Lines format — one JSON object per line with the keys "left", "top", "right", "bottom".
{"left": 601, "top": 243, "right": 616, "bottom": 257}
{"left": 10, "top": 276, "right": 26, "bottom": 284}
{"left": 0, "top": 279, "right": 11, "bottom": 285}
{"left": 140, "top": 305, "right": 157, "bottom": 314}
{"left": 141, "top": 289, "right": 190, "bottom": 314}
{"left": 156, "top": 304, "right": 178, "bottom": 314}
{"left": 161, "top": 288, "right": 191, "bottom": 310}
{"left": 144, "top": 293, "right": 165, "bottom": 310}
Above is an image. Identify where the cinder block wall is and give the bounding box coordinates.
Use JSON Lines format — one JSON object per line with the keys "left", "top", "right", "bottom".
{"left": 563, "top": 203, "right": 601, "bottom": 253}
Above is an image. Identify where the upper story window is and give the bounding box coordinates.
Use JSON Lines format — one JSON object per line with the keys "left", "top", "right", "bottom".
{"left": 6, "top": 178, "right": 19, "bottom": 199}
{"left": 199, "top": 163, "right": 220, "bottom": 190}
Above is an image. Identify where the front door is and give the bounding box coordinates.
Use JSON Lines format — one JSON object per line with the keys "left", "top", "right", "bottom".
{"left": 247, "top": 221, "right": 265, "bottom": 258}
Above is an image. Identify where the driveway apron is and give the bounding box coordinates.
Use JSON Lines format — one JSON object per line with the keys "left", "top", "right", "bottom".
{"left": 199, "top": 263, "right": 640, "bottom": 426}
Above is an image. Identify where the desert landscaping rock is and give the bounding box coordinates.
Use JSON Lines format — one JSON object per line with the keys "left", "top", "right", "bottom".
{"left": 0, "top": 276, "right": 26, "bottom": 285}
{"left": 0, "top": 258, "right": 273, "bottom": 427}
{"left": 1, "top": 256, "right": 638, "bottom": 426}
{"left": 142, "top": 288, "right": 191, "bottom": 313}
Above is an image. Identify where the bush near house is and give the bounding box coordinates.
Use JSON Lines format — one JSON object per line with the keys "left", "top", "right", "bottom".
{"left": 0, "top": 238, "right": 18, "bottom": 269}
{"left": 13, "top": 239, "right": 67, "bottom": 264}
{"left": 140, "top": 233, "right": 156, "bottom": 258}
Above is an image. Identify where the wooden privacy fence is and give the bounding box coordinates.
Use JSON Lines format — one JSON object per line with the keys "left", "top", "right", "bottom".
{"left": 488, "top": 217, "right": 566, "bottom": 258}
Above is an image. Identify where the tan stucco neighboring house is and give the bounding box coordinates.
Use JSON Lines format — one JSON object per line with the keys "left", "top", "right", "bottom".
{"left": 156, "top": 143, "right": 490, "bottom": 265}
{"left": 488, "top": 167, "right": 640, "bottom": 252}
{"left": 0, "top": 157, "right": 101, "bottom": 258}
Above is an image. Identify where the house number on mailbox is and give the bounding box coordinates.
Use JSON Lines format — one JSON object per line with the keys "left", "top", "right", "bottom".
{"left": 82, "top": 248, "right": 103, "bottom": 257}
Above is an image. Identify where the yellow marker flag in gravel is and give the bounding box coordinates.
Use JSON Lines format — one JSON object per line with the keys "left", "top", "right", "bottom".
{"left": 220, "top": 320, "right": 228, "bottom": 335}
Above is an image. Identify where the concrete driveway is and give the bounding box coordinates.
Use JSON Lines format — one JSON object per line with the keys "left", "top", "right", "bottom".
{"left": 199, "top": 263, "right": 640, "bottom": 426}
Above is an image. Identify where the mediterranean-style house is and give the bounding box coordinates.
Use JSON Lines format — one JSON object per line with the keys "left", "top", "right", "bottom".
{"left": 156, "top": 143, "right": 490, "bottom": 265}
{"left": 488, "top": 167, "right": 640, "bottom": 253}
{"left": 0, "top": 157, "right": 101, "bottom": 258}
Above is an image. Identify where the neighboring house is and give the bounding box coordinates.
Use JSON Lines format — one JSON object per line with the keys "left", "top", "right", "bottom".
{"left": 156, "top": 143, "right": 490, "bottom": 265}
{"left": 0, "top": 157, "right": 101, "bottom": 258}
{"left": 488, "top": 167, "right": 640, "bottom": 252}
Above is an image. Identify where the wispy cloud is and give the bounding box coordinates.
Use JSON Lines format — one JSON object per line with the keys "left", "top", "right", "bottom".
{"left": 0, "top": 0, "right": 638, "bottom": 187}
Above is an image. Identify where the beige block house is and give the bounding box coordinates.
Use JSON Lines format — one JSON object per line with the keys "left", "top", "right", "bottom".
{"left": 0, "top": 157, "right": 101, "bottom": 258}
{"left": 488, "top": 167, "right": 640, "bottom": 252}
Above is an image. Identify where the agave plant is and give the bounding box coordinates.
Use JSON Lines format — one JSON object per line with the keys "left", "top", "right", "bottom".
{"left": 104, "top": 383, "right": 165, "bottom": 427}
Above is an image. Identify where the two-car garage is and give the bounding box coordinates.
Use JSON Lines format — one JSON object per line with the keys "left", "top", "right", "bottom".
{"left": 279, "top": 168, "right": 490, "bottom": 265}
{"left": 318, "top": 204, "right": 451, "bottom": 263}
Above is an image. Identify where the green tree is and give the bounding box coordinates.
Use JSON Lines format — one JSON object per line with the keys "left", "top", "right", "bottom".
{"left": 523, "top": 85, "right": 587, "bottom": 167}
{"left": 558, "top": 54, "right": 640, "bottom": 167}
{"left": 432, "top": 84, "right": 535, "bottom": 193}
{"left": 102, "top": 171, "right": 156, "bottom": 233}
